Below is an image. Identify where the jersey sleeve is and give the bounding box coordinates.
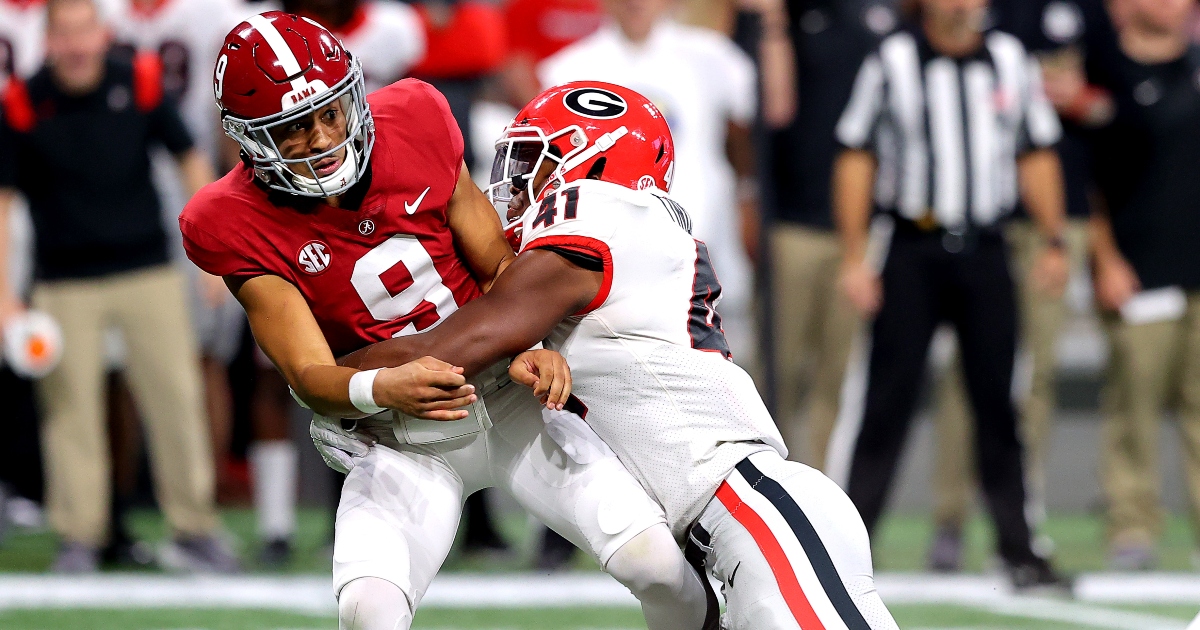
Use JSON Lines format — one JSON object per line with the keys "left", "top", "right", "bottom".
{"left": 836, "top": 52, "right": 886, "bottom": 150}
{"left": 716, "top": 38, "right": 757, "bottom": 126}
{"left": 518, "top": 185, "right": 619, "bottom": 313}
{"left": 178, "top": 197, "right": 266, "bottom": 279}
{"left": 407, "top": 79, "right": 466, "bottom": 182}
{"left": 1018, "top": 55, "right": 1063, "bottom": 152}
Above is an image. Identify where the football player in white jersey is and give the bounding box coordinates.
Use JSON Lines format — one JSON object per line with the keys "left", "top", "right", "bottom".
{"left": 334, "top": 82, "right": 899, "bottom": 630}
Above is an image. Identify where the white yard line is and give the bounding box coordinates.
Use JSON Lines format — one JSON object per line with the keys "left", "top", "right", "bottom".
{"left": 0, "top": 572, "right": 1196, "bottom": 614}
{"left": 970, "top": 598, "right": 1188, "bottom": 630}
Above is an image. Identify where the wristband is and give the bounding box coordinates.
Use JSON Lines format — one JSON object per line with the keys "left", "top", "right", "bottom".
{"left": 348, "top": 369, "right": 386, "bottom": 415}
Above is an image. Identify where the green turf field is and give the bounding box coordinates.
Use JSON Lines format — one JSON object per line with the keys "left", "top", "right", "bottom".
{"left": 0, "top": 508, "right": 1197, "bottom": 629}
{"left": 1, "top": 507, "right": 1197, "bottom": 573}
{"left": 0, "top": 604, "right": 1194, "bottom": 630}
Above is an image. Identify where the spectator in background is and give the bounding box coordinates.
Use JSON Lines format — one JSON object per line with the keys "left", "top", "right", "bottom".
{"left": 832, "top": 0, "right": 1069, "bottom": 588}
{"left": 107, "top": 0, "right": 254, "bottom": 567}
{"left": 0, "top": 0, "right": 234, "bottom": 572}
{"left": 501, "top": 0, "right": 602, "bottom": 107}
{"left": 767, "top": 0, "right": 897, "bottom": 469}
{"left": 0, "top": 0, "right": 47, "bottom": 530}
{"left": 924, "top": 0, "right": 1119, "bottom": 572}
{"left": 1089, "top": 0, "right": 1200, "bottom": 571}
{"left": 539, "top": 0, "right": 761, "bottom": 367}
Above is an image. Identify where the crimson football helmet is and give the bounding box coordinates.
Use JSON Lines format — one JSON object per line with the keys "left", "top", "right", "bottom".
{"left": 487, "top": 81, "right": 675, "bottom": 213}
{"left": 214, "top": 11, "right": 373, "bottom": 197}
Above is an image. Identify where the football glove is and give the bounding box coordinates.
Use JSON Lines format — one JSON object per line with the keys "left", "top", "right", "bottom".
{"left": 309, "top": 415, "right": 373, "bottom": 474}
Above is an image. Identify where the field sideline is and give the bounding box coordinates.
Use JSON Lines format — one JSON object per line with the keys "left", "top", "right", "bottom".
{"left": 0, "top": 572, "right": 1197, "bottom": 630}
{"left": 2, "top": 510, "right": 1199, "bottom": 628}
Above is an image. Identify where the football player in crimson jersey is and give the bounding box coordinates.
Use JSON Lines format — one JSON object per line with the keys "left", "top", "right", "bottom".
{"left": 336, "top": 82, "right": 900, "bottom": 629}
{"left": 180, "top": 12, "right": 713, "bottom": 630}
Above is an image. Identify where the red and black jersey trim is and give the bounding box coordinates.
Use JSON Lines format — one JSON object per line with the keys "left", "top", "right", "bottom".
{"left": 525, "top": 234, "right": 613, "bottom": 315}
{"left": 732, "top": 458, "right": 872, "bottom": 630}
{"left": 688, "top": 241, "right": 731, "bottom": 358}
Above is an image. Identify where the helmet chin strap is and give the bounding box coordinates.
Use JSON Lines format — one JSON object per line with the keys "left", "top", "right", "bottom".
{"left": 290, "top": 147, "right": 358, "bottom": 196}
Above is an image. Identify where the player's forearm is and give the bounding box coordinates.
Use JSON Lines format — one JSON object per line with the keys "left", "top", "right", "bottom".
{"left": 291, "top": 363, "right": 368, "bottom": 418}
{"left": 342, "top": 251, "right": 598, "bottom": 377}
{"left": 342, "top": 315, "right": 540, "bottom": 378}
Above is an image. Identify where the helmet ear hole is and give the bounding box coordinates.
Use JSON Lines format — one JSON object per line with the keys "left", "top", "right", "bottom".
{"left": 585, "top": 157, "right": 607, "bottom": 180}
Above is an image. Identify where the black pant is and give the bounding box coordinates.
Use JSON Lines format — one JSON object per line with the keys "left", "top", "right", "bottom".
{"left": 845, "top": 226, "right": 1037, "bottom": 564}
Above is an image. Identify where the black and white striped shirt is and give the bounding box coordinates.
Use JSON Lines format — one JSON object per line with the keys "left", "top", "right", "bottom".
{"left": 836, "top": 29, "right": 1062, "bottom": 228}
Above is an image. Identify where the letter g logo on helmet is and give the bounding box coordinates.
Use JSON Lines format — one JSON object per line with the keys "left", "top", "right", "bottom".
{"left": 563, "top": 88, "right": 628, "bottom": 119}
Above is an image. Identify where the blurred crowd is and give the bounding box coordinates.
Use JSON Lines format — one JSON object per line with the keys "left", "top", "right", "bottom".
{"left": 1, "top": 0, "right": 1199, "bottom": 576}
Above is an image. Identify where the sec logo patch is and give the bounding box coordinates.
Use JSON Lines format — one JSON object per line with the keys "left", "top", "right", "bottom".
{"left": 298, "top": 240, "right": 332, "bottom": 275}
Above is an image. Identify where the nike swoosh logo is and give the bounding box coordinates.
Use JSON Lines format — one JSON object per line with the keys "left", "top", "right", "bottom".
{"left": 728, "top": 562, "right": 740, "bottom": 588}
{"left": 404, "top": 187, "right": 431, "bottom": 215}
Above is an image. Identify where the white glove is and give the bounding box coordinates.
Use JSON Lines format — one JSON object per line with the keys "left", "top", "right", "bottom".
{"left": 310, "top": 415, "right": 374, "bottom": 474}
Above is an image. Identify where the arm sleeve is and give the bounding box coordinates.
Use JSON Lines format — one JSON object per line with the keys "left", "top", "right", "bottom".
{"left": 835, "top": 53, "right": 886, "bottom": 150}
{"left": 179, "top": 214, "right": 266, "bottom": 279}
{"left": 0, "top": 115, "right": 16, "bottom": 189}
{"left": 721, "top": 40, "right": 758, "bottom": 127}
{"left": 1020, "top": 56, "right": 1063, "bottom": 152}
{"left": 150, "top": 95, "right": 196, "bottom": 155}
{"left": 412, "top": 80, "right": 465, "bottom": 183}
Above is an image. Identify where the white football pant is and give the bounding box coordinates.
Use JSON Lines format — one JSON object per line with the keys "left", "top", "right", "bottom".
{"left": 333, "top": 376, "right": 709, "bottom": 630}
{"left": 691, "top": 451, "right": 898, "bottom": 630}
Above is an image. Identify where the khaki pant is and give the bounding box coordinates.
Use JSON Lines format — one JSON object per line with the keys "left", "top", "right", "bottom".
{"left": 770, "top": 223, "right": 858, "bottom": 469}
{"left": 930, "top": 219, "right": 1089, "bottom": 529}
{"left": 34, "top": 265, "right": 217, "bottom": 546}
{"left": 1101, "top": 293, "right": 1200, "bottom": 546}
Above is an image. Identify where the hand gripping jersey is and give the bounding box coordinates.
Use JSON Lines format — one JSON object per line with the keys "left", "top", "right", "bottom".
{"left": 179, "top": 79, "right": 480, "bottom": 356}
{"left": 519, "top": 179, "right": 786, "bottom": 539}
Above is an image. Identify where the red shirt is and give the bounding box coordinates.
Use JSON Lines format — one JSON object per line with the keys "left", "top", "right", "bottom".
{"left": 504, "top": 0, "right": 602, "bottom": 63}
{"left": 179, "top": 79, "right": 483, "bottom": 356}
{"left": 410, "top": 2, "right": 507, "bottom": 79}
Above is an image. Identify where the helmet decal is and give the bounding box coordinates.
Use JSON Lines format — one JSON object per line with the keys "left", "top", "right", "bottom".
{"left": 563, "top": 88, "right": 627, "bottom": 119}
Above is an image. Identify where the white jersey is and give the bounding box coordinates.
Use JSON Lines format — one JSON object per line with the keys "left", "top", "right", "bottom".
{"left": 518, "top": 179, "right": 786, "bottom": 539}
{"left": 108, "top": 0, "right": 255, "bottom": 161}
{"left": 330, "top": 2, "right": 425, "bottom": 94}
{"left": 0, "top": 0, "right": 45, "bottom": 83}
{"left": 538, "top": 20, "right": 758, "bottom": 357}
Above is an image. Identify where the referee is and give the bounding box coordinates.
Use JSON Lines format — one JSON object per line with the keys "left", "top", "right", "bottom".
{"left": 832, "top": 0, "right": 1069, "bottom": 588}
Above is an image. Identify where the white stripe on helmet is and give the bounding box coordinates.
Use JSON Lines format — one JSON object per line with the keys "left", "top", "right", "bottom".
{"left": 246, "top": 13, "right": 331, "bottom": 110}
{"left": 246, "top": 14, "right": 303, "bottom": 77}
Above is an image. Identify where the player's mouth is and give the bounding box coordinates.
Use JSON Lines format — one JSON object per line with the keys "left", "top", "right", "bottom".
{"left": 311, "top": 156, "right": 342, "bottom": 177}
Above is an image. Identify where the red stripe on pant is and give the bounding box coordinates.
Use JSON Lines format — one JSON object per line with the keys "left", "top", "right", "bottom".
{"left": 715, "top": 481, "right": 826, "bottom": 629}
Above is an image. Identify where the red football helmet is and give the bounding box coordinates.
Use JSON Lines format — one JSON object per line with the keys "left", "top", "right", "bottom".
{"left": 487, "top": 81, "right": 675, "bottom": 213}
{"left": 214, "top": 11, "right": 373, "bottom": 197}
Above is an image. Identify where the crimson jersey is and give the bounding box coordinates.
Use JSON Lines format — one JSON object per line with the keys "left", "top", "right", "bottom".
{"left": 179, "top": 79, "right": 482, "bottom": 356}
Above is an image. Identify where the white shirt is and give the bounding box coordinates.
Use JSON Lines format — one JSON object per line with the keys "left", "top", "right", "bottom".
{"left": 518, "top": 180, "right": 784, "bottom": 538}
{"left": 332, "top": 1, "right": 425, "bottom": 94}
{"left": 0, "top": 0, "right": 46, "bottom": 83}
{"left": 538, "top": 20, "right": 757, "bottom": 321}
